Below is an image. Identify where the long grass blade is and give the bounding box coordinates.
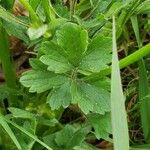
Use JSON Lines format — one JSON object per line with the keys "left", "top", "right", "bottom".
{"left": 1, "top": 115, "right": 53, "bottom": 150}
{"left": 131, "top": 15, "right": 150, "bottom": 143}
{"left": 0, "top": 114, "right": 22, "bottom": 150}
{"left": 111, "top": 16, "right": 129, "bottom": 150}
{"left": 138, "top": 60, "right": 150, "bottom": 142}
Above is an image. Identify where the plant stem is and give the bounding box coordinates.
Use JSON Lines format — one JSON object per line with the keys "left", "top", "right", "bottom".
{"left": 0, "top": 27, "right": 17, "bottom": 106}
{"left": 84, "top": 43, "right": 150, "bottom": 81}
{"left": 19, "top": 0, "right": 41, "bottom": 26}
{"left": 69, "top": 0, "right": 74, "bottom": 20}
{"left": 42, "top": 0, "right": 56, "bottom": 22}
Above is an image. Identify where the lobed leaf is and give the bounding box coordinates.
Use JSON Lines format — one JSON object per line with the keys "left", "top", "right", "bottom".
{"left": 88, "top": 113, "right": 112, "bottom": 140}
{"left": 20, "top": 70, "right": 67, "bottom": 93}
{"left": 40, "top": 54, "right": 73, "bottom": 73}
{"left": 47, "top": 80, "right": 71, "bottom": 110}
{"left": 29, "top": 58, "right": 47, "bottom": 70}
{"left": 55, "top": 125, "right": 88, "bottom": 149}
{"left": 56, "top": 22, "right": 88, "bottom": 66}
{"left": 8, "top": 107, "right": 35, "bottom": 119}
{"left": 40, "top": 41, "right": 64, "bottom": 55}
{"left": 39, "top": 41, "right": 73, "bottom": 73}
{"left": 79, "top": 36, "right": 112, "bottom": 73}
{"left": 71, "top": 80, "right": 110, "bottom": 114}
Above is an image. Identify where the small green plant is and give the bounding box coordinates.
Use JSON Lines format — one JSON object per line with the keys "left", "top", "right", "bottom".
{"left": 0, "top": 0, "right": 150, "bottom": 149}
{"left": 20, "top": 22, "right": 112, "bottom": 115}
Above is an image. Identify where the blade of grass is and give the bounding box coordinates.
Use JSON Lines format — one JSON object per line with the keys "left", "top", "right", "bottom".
{"left": 111, "top": 16, "right": 129, "bottom": 150}
{"left": 131, "top": 15, "right": 150, "bottom": 143}
{"left": 0, "top": 114, "right": 22, "bottom": 149}
{"left": 130, "top": 16, "right": 141, "bottom": 47}
{"left": 139, "top": 60, "right": 150, "bottom": 142}
{"left": 0, "top": 27, "right": 18, "bottom": 106}
{"left": 0, "top": 115, "right": 53, "bottom": 150}
{"left": 131, "top": 144, "right": 150, "bottom": 150}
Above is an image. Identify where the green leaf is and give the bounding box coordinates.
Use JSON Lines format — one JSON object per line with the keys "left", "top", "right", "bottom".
{"left": 71, "top": 81, "right": 110, "bottom": 114}
{"left": 39, "top": 41, "right": 73, "bottom": 73}
{"left": 0, "top": 6, "right": 29, "bottom": 43}
{"left": 79, "top": 36, "right": 112, "bottom": 73}
{"left": 0, "top": 6, "right": 28, "bottom": 27}
{"left": 39, "top": 41, "right": 67, "bottom": 57}
{"left": 43, "top": 134, "right": 60, "bottom": 150}
{"left": 88, "top": 113, "right": 112, "bottom": 140}
{"left": 47, "top": 79, "right": 71, "bottom": 110}
{"left": 40, "top": 54, "right": 73, "bottom": 73}
{"left": 71, "top": 80, "right": 93, "bottom": 114}
{"left": 36, "top": 117, "right": 58, "bottom": 127}
{"left": 1, "top": 0, "right": 15, "bottom": 10}
{"left": 8, "top": 107, "right": 35, "bottom": 119}
{"left": 3, "top": 20, "right": 29, "bottom": 44}
{"left": 92, "top": 77, "right": 110, "bottom": 91}
{"left": 29, "top": 58, "right": 47, "bottom": 70}
{"left": 66, "top": 127, "right": 88, "bottom": 149}
{"left": 56, "top": 22, "right": 88, "bottom": 66}
{"left": 55, "top": 125, "right": 75, "bottom": 147}
{"left": 20, "top": 70, "right": 67, "bottom": 93}
{"left": 55, "top": 125, "right": 87, "bottom": 149}
{"left": 48, "top": 18, "right": 68, "bottom": 34}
